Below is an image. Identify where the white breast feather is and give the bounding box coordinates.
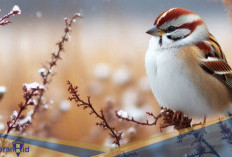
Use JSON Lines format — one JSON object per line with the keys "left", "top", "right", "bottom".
{"left": 145, "top": 37, "right": 217, "bottom": 117}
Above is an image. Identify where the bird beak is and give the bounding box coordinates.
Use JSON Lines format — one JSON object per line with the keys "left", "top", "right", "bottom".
{"left": 146, "top": 25, "right": 164, "bottom": 37}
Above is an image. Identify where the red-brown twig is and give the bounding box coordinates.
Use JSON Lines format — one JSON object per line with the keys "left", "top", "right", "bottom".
{"left": 0, "top": 5, "right": 21, "bottom": 26}
{"left": 7, "top": 83, "right": 44, "bottom": 133}
{"left": 32, "top": 13, "right": 82, "bottom": 118}
{"left": 67, "top": 81, "right": 122, "bottom": 147}
{"left": 116, "top": 107, "right": 192, "bottom": 131}
{"left": 6, "top": 13, "right": 82, "bottom": 135}
{"left": 116, "top": 111, "right": 161, "bottom": 126}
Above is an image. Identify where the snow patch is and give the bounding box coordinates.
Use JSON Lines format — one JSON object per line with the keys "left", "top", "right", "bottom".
{"left": 10, "top": 110, "right": 18, "bottom": 119}
{"left": 117, "top": 110, "right": 129, "bottom": 118}
{"left": 12, "top": 5, "right": 21, "bottom": 15}
{"left": 24, "top": 82, "right": 45, "bottom": 91}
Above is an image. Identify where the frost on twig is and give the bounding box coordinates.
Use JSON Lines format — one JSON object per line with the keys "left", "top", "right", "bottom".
{"left": 116, "top": 107, "right": 192, "bottom": 131}
{"left": 0, "top": 5, "right": 21, "bottom": 26}
{"left": 7, "top": 82, "right": 44, "bottom": 134}
{"left": 40, "top": 12, "right": 82, "bottom": 85}
{"left": 67, "top": 81, "right": 122, "bottom": 147}
{"left": 6, "top": 12, "right": 82, "bottom": 135}
{"left": 116, "top": 110, "right": 161, "bottom": 126}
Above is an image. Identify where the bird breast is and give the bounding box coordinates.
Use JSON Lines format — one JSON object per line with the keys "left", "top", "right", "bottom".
{"left": 145, "top": 38, "right": 231, "bottom": 117}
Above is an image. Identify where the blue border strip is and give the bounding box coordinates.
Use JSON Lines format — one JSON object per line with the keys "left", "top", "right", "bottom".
{"left": 115, "top": 118, "right": 232, "bottom": 157}
{"left": 0, "top": 134, "right": 104, "bottom": 156}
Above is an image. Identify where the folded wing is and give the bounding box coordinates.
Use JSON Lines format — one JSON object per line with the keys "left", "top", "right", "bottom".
{"left": 198, "top": 34, "right": 232, "bottom": 89}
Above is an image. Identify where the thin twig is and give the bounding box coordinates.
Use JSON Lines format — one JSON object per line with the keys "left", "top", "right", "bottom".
{"left": 6, "top": 13, "right": 82, "bottom": 135}
{"left": 31, "top": 13, "right": 82, "bottom": 118}
{"left": 67, "top": 81, "right": 122, "bottom": 147}
{"left": 116, "top": 111, "right": 161, "bottom": 126}
{"left": 116, "top": 107, "right": 192, "bottom": 131}
{"left": 0, "top": 5, "right": 21, "bottom": 26}
{"left": 7, "top": 84, "right": 44, "bottom": 133}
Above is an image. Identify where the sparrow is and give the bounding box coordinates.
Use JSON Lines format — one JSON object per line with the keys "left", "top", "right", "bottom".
{"left": 145, "top": 8, "right": 232, "bottom": 119}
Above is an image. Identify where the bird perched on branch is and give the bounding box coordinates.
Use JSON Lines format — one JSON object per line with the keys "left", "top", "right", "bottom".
{"left": 145, "top": 8, "right": 232, "bottom": 122}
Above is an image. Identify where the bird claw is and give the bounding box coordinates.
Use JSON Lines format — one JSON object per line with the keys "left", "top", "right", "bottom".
{"left": 172, "top": 111, "right": 185, "bottom": 124}
{"left": 159, "top": 107, "right": 192, "bottom": 130}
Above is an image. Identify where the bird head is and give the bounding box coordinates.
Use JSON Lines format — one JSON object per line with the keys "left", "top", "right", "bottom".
{"left": 146, "top": 8, "right": 209, "bottom": 49}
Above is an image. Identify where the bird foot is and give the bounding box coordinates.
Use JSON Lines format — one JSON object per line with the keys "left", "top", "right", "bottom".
{"left": 159, "top": 107, "right": 192, "bottom": 131}
{"left": 170, "top": 110, "right": 192, "bottom": 130}
{"left": 172, "top": 111, "right": 185, "bottom": 123}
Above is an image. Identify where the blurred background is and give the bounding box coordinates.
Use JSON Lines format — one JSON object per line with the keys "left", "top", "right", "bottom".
{"left": 0, "top": 0, "right": 231, "bottom": 148}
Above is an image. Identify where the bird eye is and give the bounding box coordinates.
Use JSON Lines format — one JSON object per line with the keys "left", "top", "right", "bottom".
{"left": 167, "top": 26, "right": 176, "bottom": 32}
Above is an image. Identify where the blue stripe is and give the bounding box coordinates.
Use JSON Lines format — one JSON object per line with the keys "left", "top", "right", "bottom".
{"left": 0, "top": 134, "right": 104, "bottom": 156}
{"left": 116, "top": 118, "right": 232, "bottom": 157}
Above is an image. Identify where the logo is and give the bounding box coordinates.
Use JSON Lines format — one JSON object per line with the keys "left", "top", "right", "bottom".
{"left": 0, "top": 138, "right": 29, "bottom": 157}
{"left": 12, "top": 140, "right": 25, "bottom": 157}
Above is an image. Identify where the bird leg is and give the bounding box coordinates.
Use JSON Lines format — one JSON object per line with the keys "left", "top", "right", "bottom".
{"left": 160, "top": 107, "right": 192, "bottom": 130}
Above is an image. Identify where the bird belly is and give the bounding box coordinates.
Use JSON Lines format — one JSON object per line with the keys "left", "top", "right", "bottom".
{"left": 145, "top": 49, "right": 217, "bottom": 117}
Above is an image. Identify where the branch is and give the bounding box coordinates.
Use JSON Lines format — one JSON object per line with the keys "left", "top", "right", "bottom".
{"left": 67, "top": 81, "right": 122, "bottom": 147}
{"left": 32, "top": 13, "right": 82, "bottom": 118}
{"left": 6, "top": 13, "right": 82, "bottom": 135}
{"left": 7, "top": 83, "right": 44, "bottom": 133}
{"left": 0, "top": 5, "right": 21, "bottom": 26}
{"left": 116, "top": 107, "right": 192, "bottom": 131}
{"left": 116, "top": 110, "right": 161, "bottom": 126}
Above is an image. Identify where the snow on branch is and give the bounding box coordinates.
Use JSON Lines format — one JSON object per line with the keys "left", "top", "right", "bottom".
{"left": 40, "top": 12, "right": 82, "bottom": 85}
{"left": 0, "top": 5, "right": 21, "bottom": 26}
{"left": 116, "top": 107, "right": 192, "bottom": 131}
{"left": 7, "top": 82, "right": 44, "bottom": 133}
{"left": 6, "top": 12, "right": 82, "bottom": 135}
{"left": 116, "top": 110, "right": 161, "bottom": 126}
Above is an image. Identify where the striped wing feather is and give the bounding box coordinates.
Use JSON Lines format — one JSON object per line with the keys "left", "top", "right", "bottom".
{"left": 200, "top": 34, "right": 232, "bottom": 89}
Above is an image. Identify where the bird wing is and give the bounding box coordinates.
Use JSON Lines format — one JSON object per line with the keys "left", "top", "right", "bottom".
{"left": 198, "top": 34, "right": 232, "bottom": 89}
